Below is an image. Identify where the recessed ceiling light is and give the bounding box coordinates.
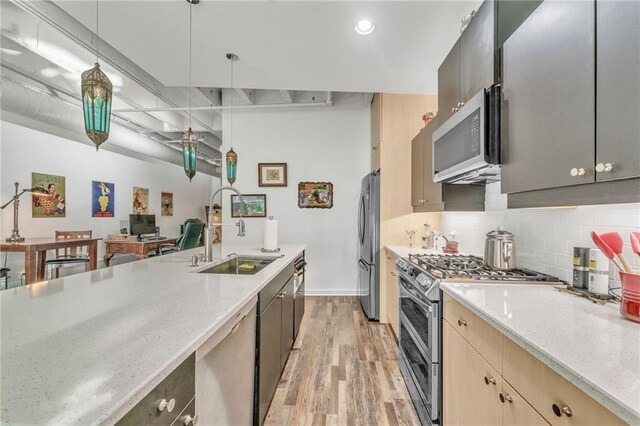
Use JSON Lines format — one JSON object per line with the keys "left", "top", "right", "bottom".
{"left": 355, "top": 19, "right": 375, "bottom": 35}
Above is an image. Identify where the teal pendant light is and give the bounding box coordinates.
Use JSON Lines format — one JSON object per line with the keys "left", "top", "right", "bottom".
{"left": 181, "top": 0, "right": 198, "bottom": 181}
{"left": 81, "top": 0, "right": 112, "bottom": 150}
{"left": 226, "top": 53, "right": 239, "bottom": 185}
{"left": 182, "top": 128, "right": 198, "bottom": 181}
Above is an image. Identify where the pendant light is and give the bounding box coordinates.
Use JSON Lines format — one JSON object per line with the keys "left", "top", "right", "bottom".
{"left": 181, "top": 0, "right": 199, "bottom": 181}
{"left": 81, "top": 0, "right": 112, "bottom": 150}
{"left": 225, "top": 53, "right": 239, "bottom": 185}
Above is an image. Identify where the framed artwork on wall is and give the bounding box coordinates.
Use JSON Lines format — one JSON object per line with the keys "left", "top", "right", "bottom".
{"left": 132, "top": 186, "right": 149, "bottom": 214}
{"left": 161, "top": 192, "right": 173, "bottom": 216}
{"left": 298, "top": 182, "right": 333, "bottom": 209}
{"left": 231, "top": 194, "right": 267, "bottom": 218}
{"left": 258, "top": 163, "right": 287, "bottom": 187}
{"left": 32, "top": 172, "right": 66, "bottom": 217}
{"left": 92, "top": 181, "right": 115, "bottom": 218}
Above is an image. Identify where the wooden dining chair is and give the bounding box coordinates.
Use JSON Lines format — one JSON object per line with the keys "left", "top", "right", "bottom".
{"left": 45, "top": 230, "right": 92, "bottom": 279}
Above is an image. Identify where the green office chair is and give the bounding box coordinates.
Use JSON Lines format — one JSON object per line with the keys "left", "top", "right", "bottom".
{"left": 157, "top": 218, "right": 205, "bottom": 255}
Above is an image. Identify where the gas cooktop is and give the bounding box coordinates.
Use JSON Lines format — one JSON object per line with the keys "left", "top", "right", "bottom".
{"left": 407, "top": 253, "right": 562, "bottom": 282}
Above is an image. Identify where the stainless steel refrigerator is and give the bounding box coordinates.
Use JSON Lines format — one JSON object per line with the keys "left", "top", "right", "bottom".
{"left": 358, "top": 172, "right": 380, "bottom": 321}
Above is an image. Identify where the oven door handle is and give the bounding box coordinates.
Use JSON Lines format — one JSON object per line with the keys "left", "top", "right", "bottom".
{"left": 399, "top": 279, "right": 434, "bottom": 313}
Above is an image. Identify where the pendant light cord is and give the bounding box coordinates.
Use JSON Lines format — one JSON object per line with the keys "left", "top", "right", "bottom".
{"left": 230, "top": 55, "right": 234, "bottom": 149}
{"left": 189, "top": 1, "right": 193, "bottom": 129}
{"left": 95, "top": 0, "right": 99, "bottom": 63}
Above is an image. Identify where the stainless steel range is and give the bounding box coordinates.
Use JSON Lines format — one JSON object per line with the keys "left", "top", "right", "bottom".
{"left": 396, "top": 253, "right": 562, "bottom": 425}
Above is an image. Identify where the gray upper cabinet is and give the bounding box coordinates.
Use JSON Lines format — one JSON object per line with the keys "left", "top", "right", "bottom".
{"left": 596, "top": 1, "right": 640, "bottom": 182}
{"left": 437, "top": 42, "right": 460, "bottom": 124}
{"left": 501, "top": 0, "right": 595, "bottom": 193}
{"left": 459, "top": 0, "right": 496, "bottom": 102}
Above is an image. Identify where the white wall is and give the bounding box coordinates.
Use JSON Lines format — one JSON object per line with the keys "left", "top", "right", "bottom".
{"left": 220, "top": 94, "right": 371, "bottom": 295}
{"left": 1, "top": 121, "right": 217, "bottom": 285}
{"left": 441, "top": 182, "right": 640, "bottom": 286}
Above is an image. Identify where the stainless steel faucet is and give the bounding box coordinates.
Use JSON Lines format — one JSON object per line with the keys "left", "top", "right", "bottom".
{"left": 204, "top": 186, "right": 246, "bottom": 261}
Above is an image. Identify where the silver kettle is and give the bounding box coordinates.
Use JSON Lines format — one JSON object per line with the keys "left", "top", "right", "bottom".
{"left": 484, "top": 227, "right": 516, "bottom": 270}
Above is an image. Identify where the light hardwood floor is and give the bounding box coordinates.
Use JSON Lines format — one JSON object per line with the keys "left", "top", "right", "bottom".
{"left": 264, "top": 296, "right": 421, "bottom": 426}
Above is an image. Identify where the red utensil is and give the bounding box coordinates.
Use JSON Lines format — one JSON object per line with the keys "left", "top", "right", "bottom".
{"left": 600, "top": 232, "right": 632, "bottom": 272}
{"left": 631, "top": 232, "right": 640, "bottom": 258}
{"left": 619, "top": 271, "right": 640, "bottom": 323}
{"left": 591, "top": 232, "right": 625, "bottom": 271}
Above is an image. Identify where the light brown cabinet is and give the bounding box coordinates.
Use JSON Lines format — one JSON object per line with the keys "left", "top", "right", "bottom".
{"left": 371, "top": 93, "right": 382, "bottom": 172}
{"left": 443, "top": 321, "right": 503, "bottom": 426}
{"left": 443, "top": 295, "right": 625, "bottom": 426}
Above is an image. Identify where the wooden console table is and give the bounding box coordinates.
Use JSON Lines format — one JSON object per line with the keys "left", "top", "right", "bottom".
{"left": 104, "top": 238, "right": 177, "bottom": 266}
{"left": 0, "top": 237, "right": 101, "bottom": 284}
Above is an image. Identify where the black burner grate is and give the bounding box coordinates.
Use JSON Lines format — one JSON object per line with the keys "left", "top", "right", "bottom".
{"left": 407, "top": 254, "right": 560, "bottom": 282}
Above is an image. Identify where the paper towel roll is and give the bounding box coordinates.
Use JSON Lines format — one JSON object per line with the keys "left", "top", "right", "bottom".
{"left": 589, "top": 248, "right": 609, "bottom": 295}
{"left": 264, "top": 217, "right": 278, "bottom": 251}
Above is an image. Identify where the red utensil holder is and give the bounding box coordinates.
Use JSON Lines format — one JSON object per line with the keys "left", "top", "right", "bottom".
{"left": 619, "top": 271, "right": 640, "bottom": 323}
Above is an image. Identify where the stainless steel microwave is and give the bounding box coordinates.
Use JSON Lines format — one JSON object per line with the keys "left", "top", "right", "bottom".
{"left": 432, "top": 85, "right": 501, "bottom": 184}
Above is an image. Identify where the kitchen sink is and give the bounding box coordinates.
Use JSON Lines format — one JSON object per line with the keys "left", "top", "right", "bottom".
{"left": 198, "top": 255, "right": 281, "bottom": 275}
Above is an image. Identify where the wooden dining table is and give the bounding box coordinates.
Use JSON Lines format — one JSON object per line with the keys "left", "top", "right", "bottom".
{"left": 0, "top": 237, "right": 102, "bottom": 284}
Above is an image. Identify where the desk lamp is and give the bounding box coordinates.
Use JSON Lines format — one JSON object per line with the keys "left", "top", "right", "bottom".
{"left": 1, "top": 182, "right": 49, "bottom": 242}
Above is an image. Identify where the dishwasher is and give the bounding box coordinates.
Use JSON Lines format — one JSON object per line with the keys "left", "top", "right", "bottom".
{"left": 293, "top": 253, "right": 306, "bottom": 340}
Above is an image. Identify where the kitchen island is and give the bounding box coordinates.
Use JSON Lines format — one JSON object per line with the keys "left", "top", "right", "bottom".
{"left": 441, "top": 282, "right": 640, "bottom": 425}
{"left": 0, "top": 243, "right": 305, "bottom": 425}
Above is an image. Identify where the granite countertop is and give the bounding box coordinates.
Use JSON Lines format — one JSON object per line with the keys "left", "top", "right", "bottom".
{"left": 0, "top": 243, "right": 305, "bottom": 425}
{"left": 440, "top": 282, "right": 640, "bottom": 425}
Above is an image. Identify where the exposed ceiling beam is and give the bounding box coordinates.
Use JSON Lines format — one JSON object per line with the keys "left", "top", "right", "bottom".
{"left": 9, "top": 0, "right": 217, "bottom": 134}
{"left": 235, "top": 88, "right": 255, "bottom": 105}
{"left": 197, "top": 87, "right": 222, "bottom": 106}
{"left": 279, "top": 90, "right": 295, "bottom": 103}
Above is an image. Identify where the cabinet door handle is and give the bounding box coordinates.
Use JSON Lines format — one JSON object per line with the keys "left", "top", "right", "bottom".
{"left": 278, "top": 291, "right": 286, "bottom": 299}
{"left": 156, "top": 398, "right": 176, "bottom": 413}
{"left": 181, "top": 414, "right": 199, "bottom": 425}
{"left": 499, "top": 393, "right": 513, "bottom": 403}
{"left": 484, "top": 376, "right": 497, "bottom": 385}
{"left": 458, "top": 319, "right": 467, "bottom": 327}
{"left": 570, "top": 167, "right": 586, "bottom": 177}
{"left": 595, "top": 162, "right": 614, "bottom": 173}
{"left": 552, "top": 403, "right": 573, "bottom": 417}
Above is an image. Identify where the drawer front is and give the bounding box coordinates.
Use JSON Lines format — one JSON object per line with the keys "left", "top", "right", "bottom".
{"left": 443, "top": 294, "right": 502, "bottom": 373}
{"left": 258, "top": 261, "right": 293, "bottom": 314}
{"left": 501, "top": 381, "right": 549, "bottom": 426}
{"left": 116, "top": 353, "right": 195, "bottom": 426}
{"left": 502, "top": 337, "right": 625, "bottom": 426}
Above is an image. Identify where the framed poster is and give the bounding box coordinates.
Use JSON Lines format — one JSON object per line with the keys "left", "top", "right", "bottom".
{"left": 132, "top": 186, "right": 149, "bottom": 214}
{"left": 258, "top": 163, "right": 287, "bottom": 187}
{"left": 298, "top": 182, "right": 333, "bottom": 209}
{"left": 92, "top": 181, "right": 115, "bottom": 217}
{"left": 231, "top": 194, "right": 267, "bottom": 218}
{"left": 161, "top": 192, "right": 173, "bottom": 216}
{"left": 32, "top": 172, "right": 66, "bottom": 217}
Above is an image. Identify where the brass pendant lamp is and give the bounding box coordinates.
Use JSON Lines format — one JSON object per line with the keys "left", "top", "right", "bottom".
{"left": 81, "top": 0, "right": 112, "bottom": 150}
{"left": 181, "top": 0, "right": 199, "bottom": 181}
{"left": 226, "top": 53, "right": 239, "bottom": 185}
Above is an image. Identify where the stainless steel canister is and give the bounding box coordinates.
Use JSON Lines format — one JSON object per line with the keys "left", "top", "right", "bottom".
{"left": 484, "top": 228, "right": 516, "bottom": 270}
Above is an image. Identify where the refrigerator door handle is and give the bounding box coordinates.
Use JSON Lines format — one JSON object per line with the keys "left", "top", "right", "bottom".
{"left": 358, "top": 194, "right": 365, "bottom": 245}
{"left": 358, "top": 259, "right": 369, "bottom": 271}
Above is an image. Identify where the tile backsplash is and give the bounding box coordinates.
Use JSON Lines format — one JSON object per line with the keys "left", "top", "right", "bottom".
{"left": 441, "top": 183, "right": 640, "bottom": 285}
